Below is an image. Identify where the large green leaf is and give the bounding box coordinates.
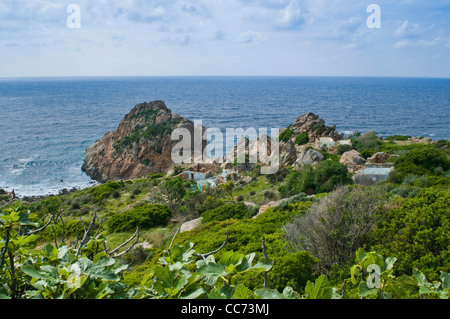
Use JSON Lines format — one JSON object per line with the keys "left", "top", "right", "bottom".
{"left": 197, "top": 262, "right": 228, "bottom": 277}
{"left": 218, "top": 251, "right": 244, "bottom": 268}
{"left": 440, "top": 272, "right": 450, "bottom": 290}
{"left": 248, "top": 257, "right": 273, "bottom": 273}
{"left": 359, "top": 282, "right": 379, "bottom": 298}
{"left": 282, "top": 287, "right": 300, "bottom": 299}
{"left": 304, "top": 276, "right": 333, "bottom": 299}
{"left": 153, "top": 266, "right": 188, "bottom": 298}
{"left": 232, "top": 284, "right": 253, "bottom": 299}
{"left": 21, "top": 265, "right": 56, "bottom": 283}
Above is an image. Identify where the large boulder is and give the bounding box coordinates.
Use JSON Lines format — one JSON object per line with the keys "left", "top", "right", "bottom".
{"left": 366, "top": 152, "right": 391, "bottom": 165}
{"left": 180, "top": 217, "right": 203, "bottom": 233}
{"left": 295, "top": 148, "right": 324, "bottom": 167}
{"left": 279, "top": 140, "right": 298, "bottom": 167}
{"left": 339, "top": 150, "right": 366, "bottom": 172}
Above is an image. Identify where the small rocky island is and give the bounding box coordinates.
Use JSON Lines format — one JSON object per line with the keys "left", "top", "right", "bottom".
{"left": 82, "top": 101, "right": 197, "bottom": 182}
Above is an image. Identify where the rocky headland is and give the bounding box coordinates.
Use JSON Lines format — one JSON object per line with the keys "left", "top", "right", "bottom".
{"left": 81, "top": 100, "right": 409, "bottom": 185}
{"left": 82, "top": 101, "right": 200, "bottom": 183}
{"left": 82, "top": 101, "right": 350, "bottom": 183}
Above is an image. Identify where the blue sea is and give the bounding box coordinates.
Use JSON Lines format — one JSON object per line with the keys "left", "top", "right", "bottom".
{"left": 0, "top": 76, "right": 449, "bottom": 197}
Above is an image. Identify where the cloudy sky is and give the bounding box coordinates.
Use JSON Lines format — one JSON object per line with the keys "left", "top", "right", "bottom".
{"left": 1, "top": 0, "right": 449, "bottom": 77}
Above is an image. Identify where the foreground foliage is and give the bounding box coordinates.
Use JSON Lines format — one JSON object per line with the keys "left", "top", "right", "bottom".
{"left": 1, "top": 204, "right": 448, "bottom": 299}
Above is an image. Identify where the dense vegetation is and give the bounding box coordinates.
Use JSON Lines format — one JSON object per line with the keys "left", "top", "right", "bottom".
{"left": 1, "top": 134, "right": 449, "bottom": 300}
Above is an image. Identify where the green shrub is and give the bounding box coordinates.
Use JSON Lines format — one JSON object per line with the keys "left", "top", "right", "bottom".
{"left": 337, "top": 144, "right": 352, "bottom": 155}
{"left": 166, "top": 201, "right": 313, "bottom": 291}
{"left": 164, "top": 177, "right": 196, "bottom": 204}
{"left": 265, "top": 167, "right": 290, "bottom": 184}
{"left": 351, "top": 131, "right": 382, "bottom": 154}
{"left": 278, "top": 165, "right": 316, "bottom": 196}
{"left": 284, "top": 185, "right": 388, "bottom": 272}
{"left": 71, "top": 201, "right": 81, "bottom": 210}
{"left": 279, "top": 160, "right": 352, "bottom": 196}
{"left": 263, "top": 190, "right": 276, "bottom": 200}
{"left": 314, "top": 160, "right": 353, "bottom": 193}
{"left": 294, "top": 133, "right": 309, "bottom": 146}
{"left": 92, "top": 181, "right": 124, "bottom": 202}
{"left": 370, "top": 187, "right": 450, "bottom": 281}
{"left": 385, "top": 135, "right": 411, "bottom": 141}
{"left": 41, "top": 218, "right": 98, "bottom": 242}
{"left": 107, "top": 204, "right": 172, "bottom": 233}
{"left": 390, "top": 145, "right": 450, "bottom": 183}
{"left": 274, "top": 193, "right": 309, "bottom": 211}
{"left": 112, "top": 190, "right": 121, "bottom": 199}
{"left": 279, "top": 128, "right": 293, "bottom": 143}
{"left": 201, "top": 203, "right": 251, "bottom": 223}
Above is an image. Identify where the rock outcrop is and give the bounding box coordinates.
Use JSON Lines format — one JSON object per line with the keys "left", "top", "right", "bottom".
{"left": 223, "top": 112, "right": 343, "bottom": 170}
{"left": 339, "top": 150, "right": 366, "bottom": 173}
{"left": 290, "top": 112, "right": 343, "bottom": 142}
{"left": 180, "top": 217, "right": 203, "bottom": 233}
{"left": 295, "top": 148, "right": 324, "bottom": 167}
{"left": 366, "top": 152, "right": 391, "bottom": 165}
{"left": 82, "top": 101, "right": 198, "bottom": 182}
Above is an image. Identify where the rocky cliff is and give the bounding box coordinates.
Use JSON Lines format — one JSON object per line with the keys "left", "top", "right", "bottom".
{"left": 290, "top": 112, "right": 342, "bottom": 142}
{"left": 279, "top": 112, "right": 343, "bottom": 166}
{"left": 82, "top": 101, "right": 197, "bottom": 182}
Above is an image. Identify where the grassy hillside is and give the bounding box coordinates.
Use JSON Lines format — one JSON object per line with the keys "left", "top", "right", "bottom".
{"left": 1, "top": 135, "right": 449, "bottom": 299}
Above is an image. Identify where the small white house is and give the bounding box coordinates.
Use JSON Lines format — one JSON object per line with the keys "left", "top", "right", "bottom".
{"left": 318, "top": 137, "right": 335, "bottom": 148}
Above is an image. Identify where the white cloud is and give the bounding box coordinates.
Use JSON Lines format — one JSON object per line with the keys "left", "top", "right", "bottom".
{"left": 394, "top": 20, "right": 422, "bottom": 38}
{"left": 276, "top": 0, "right": 305, "bottom": 30}
{"left": 236, "top": 31, "right": 264, "bottom": 44}
{"left": 394, "top": 37, "right": 441, "bottom": 48}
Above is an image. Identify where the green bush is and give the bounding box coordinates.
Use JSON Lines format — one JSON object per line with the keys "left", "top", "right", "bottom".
{"left": 351, "top": 131, "right": 382, "bottom": 154}
{"left": 278, "top": 166, "right": 316, "bottom": 196}
{"left": 40, "top": 218, "right": 99, "bottom": 242}
{"left": 266, "top": 167, "right": 290, "bottom": 184}
{"left": 92, "top": 181, "right": 124, "bottom": 202}
{"left": 370, "top": 187, "right": 450, "bottom": 281}
{"left": 390, "top": 145, "right": 450, "bottom": 183}
{"left": 284, "top": 185, "right": 388, "bottom": 272}
{"left": 337, "top": 144, "right": 352, "bottom": 155}
{"left": 294, "top": 133, "right": 309, "bottom": 146}
{"left": 385, "top": 135, "right": 411, "bottom": 141}
{"left": 201, "top": 203, "right": 251, "bottom": 223}
{"left": 314, "top": 160, "right": 353, "bottom": 193}
{"left": 279, "top": 128, "right": 293, "bottom": 143}
{"left": 164, "top": 177, "right": 196, "bottom": 204}
{"left": 279, "top": 161, "right": 352, "bottom": 196}
{"left": 107, "top": 204, "right": 172, "bottom": 233}
{"left": 168, "top": 201, "right": 313, "bottom": 291}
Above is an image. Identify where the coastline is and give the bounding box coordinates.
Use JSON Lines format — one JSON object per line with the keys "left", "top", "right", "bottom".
{"left": 1, "top": 134, "right": 440, "bottom": 201}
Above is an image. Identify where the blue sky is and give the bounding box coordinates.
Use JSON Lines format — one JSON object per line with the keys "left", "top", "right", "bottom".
{"left": 0, "top": 0, "right": 449, "bottom": 77}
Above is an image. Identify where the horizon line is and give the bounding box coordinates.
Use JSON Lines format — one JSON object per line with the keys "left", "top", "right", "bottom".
{"left": 1, "top": 74, "right": 450, "bottom": 80}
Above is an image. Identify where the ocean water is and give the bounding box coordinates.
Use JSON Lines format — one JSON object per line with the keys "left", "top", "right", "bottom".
{"left": 0, "top": 76, "right": 449, "bottom": 197}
